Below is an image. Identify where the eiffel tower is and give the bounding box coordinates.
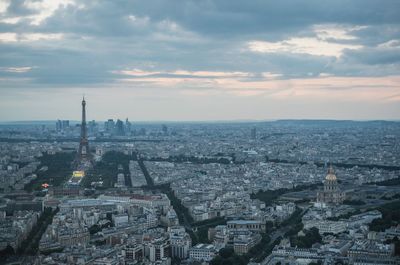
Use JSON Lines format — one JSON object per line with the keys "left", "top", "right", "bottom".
{"left": 75, "top": 97, "right": 92, "bottom": 168}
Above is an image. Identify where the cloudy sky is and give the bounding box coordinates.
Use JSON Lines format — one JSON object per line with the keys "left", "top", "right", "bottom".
{"left": 0, "top": 0, "right": 399, "bottom": 121}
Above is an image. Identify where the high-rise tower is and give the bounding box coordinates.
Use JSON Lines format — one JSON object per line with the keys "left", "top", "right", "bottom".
{"left": 76, "top": 97, "right": 91, "bottom": 166}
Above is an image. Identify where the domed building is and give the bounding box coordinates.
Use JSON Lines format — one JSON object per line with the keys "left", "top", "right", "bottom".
{"left": 317, "top": 166, "right": 346, "bottom": 205}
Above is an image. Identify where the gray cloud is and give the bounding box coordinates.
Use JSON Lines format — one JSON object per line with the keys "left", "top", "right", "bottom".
{"left": 0, "top": 0, "right": 399, "bottom": 120}
{"left": 0, "top": 0, "right": 398, "bottom": 85}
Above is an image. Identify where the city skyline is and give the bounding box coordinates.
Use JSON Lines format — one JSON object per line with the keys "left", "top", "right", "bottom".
{"left": 1, "top": 115, "right": 399, "bottom": 264}
{"left": 1, "top": 0, "right": 400, "bottom": 121}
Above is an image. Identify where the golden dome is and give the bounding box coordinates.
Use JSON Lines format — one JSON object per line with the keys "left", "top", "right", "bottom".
{"left": 325, "top": 166, "right": 337, "bottom": 181}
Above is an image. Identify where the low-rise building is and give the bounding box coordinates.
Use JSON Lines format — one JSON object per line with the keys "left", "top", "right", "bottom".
{"left": 227, "top": 220, "right": 266, "bottom": 233}
{"left": 233, "top": 233, "right": 262, "bottom": 255}
{"left": 304, "top": 219, "right": 347, "bottom": 234}
{"left": 347, "top": 240, "right": 395, "bottom": 261}
{"left": 189, "top": 244, "right": 216, "bottom": 262}
{"left": 169, "top": 226, "right": 192, "bottom": 259}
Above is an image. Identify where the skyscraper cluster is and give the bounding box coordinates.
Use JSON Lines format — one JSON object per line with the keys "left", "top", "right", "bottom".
{"left": 104, "top": 118, "right": 132, "bottom": 136}
{"left": 55, "top": 120, "right": 70, "bottom": 132}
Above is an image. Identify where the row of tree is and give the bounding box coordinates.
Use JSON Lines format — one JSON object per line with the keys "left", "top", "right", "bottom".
{"left": 369, "top": 177, "right": 400, "bottom": 186}
{"left": 147, "top": 154, "right": 232, "bottom": 165}
{"left": 290, "top": 227, "right": 322, "bottom": 248}
{"left": 251, "top": 184, "right": 321, "bottom": 206}
{"left": 82, "top": 151, "right": 135, "bottom": 188}
{"left": 18, "top": 207, "right": 59, "bottom": 255}
{"left": 369, "top": 200, "right": 400, "bottom": 232}
{"left": 265, "top": 157, "right": 400, "bottom": 171}
{"left": 24, "top": 152, "right": 75, "bottom": 191}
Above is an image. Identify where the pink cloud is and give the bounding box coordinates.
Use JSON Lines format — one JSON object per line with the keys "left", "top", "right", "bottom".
{"left": 115, "top": 71, "right": 400, "bottom": 103}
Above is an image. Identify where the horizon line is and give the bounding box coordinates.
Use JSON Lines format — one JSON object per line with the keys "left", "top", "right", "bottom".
{"left": 0, "top": 118, "right": 399, "bottom": 125}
